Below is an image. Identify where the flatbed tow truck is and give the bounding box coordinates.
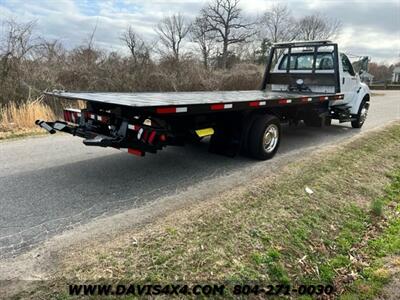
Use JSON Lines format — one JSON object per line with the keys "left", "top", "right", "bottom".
{"left": 36, "top": 41, "right": 370, "bottom": 160}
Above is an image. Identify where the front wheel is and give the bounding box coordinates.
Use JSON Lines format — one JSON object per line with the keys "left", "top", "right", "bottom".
{"left": 248, "top": 114, "right": 281, "bottom": 160}
{"left": 351, "top": 100, "right": 369, "bottom": 128}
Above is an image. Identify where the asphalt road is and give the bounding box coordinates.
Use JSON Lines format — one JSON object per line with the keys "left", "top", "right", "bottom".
{"left": 0, "top": 91, "right": 399, "bottom": 259}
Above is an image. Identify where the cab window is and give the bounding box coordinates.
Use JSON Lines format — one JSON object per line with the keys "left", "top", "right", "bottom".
{"left": 340, "top": 54, "right": 355, "bottom": 76}
{"left": 278, "top": 53, "right": 334, "bottom": 70}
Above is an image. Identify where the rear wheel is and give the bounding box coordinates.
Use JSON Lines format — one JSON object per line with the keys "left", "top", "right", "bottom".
{"left": 351, "top": 100, "right": 369, "bottom": 128}
{"left": 248, "top": 114, "right": 281, "bottom": 160}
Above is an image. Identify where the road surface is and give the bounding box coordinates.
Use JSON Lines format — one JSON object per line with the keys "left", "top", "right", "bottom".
{"left": 0, "top": 91, "right": 399, "bottom": 259}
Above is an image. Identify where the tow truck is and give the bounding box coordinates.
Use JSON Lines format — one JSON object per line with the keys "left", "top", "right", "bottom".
{"left": 36, "top": 40, "right": 370, "bottom": 160}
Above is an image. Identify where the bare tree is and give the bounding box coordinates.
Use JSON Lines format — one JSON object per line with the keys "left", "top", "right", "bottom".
{"left": 0, "top": 19, "right": 37, "bottom": 76}
{"left": 368, "top": 62, "right": 393, "bottom": 82}
{"left": 155, "top": 13, "right": 190, "bottom": 61}
{"left": 201, "top": 0, "right": 254, "bottom": 68}
{"left": 191, "top": 16, "right": 216, "bottom": 68}
{"left": 86, "top": 20, "right": 98, "bottom": 51}
{"left": 35, "top": 39, "right": 65, "bottom": 63}
{"left": 296, "top": 14, "right": 341, "bottom": 41}
{"left": 256, "top": 4, "right": 296, "bottom": 64}
{"left": 121, "top": 26, "right": 149, "bottom": 64}
{"left": 259, "top": 4, "right": 296, "bottom": 44}
{"left": 0, "top": 19, "right": 38, "bottom": 102}
{"left": 66, "top": 19, "right": 98, "bottom": 67}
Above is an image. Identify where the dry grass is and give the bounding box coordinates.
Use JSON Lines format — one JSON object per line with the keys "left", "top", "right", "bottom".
{"left": 0, "top": 96, "right": 87, "bottom": 140}
{"left": 0, "top": 95, "right": 55, "bottom": 132}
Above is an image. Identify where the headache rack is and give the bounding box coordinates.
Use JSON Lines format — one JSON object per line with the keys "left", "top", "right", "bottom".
{"left": 261, "top": 40, "right": 341, "bottom": 93}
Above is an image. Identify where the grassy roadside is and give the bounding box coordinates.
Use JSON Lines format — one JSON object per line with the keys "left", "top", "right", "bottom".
{"left": 14, "top": 122, "right": 400, "bottom": 299}
{"left": 0, "top": 97, "right": 55, "bottom": 139}
{"left": 0, "top": 97, "right": 85, "bottom": 141}
{"left": 0, "top": 129, "right": 47, "bottom": 141}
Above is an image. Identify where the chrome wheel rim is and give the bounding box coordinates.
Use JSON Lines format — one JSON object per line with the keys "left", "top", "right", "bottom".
{"left": 263, "top": 124, "right": 279, "bottom": 153}
{"left": 360, "top": 104, "right": 368, "bottom": 124}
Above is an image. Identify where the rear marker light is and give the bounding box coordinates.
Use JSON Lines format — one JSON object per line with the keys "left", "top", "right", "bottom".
{"left": 301, "top": 97, "right": 313, "bottom": 102}
{"left": 156, "top": 107, "right": 175, "bottom": 114}
{"left": 249, "top": 101, "right": 266, "bottom": 107}
{"left": 278, "top": 99, "right": 292, "bottom": 104}
{"left": 156, "top": 107, "right": 187, "bottom": 114}
{"left": 211, "top": 104, "right": 224, "bottom": 110}
{"left": 211, "top": 103, "right": 233, "bottom": 110}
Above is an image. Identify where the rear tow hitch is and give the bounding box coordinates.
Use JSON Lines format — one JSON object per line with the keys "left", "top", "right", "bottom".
{"left": 83, "top": 135, "right": 121, "bottom": 147}
{"left": 35, "top": 120, "right": 57, "bottom": 134}
{"left": 35, "top": 120, "right": 71, "bottom": 134}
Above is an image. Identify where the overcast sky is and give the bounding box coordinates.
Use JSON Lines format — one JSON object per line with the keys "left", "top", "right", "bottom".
{"left": 0, "top": 0, "right": 399, "bottom": 64}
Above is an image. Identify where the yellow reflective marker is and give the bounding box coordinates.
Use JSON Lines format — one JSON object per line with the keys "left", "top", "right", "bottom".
{"left": 195, "top": 128, "right": 214, "bottom": 137}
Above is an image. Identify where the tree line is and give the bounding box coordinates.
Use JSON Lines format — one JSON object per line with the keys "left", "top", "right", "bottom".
{"left": 0, "top": 0, "right": 396, "bottom": 105}
{"left": 133, "top": 1, "right": 341, "bottom": 68}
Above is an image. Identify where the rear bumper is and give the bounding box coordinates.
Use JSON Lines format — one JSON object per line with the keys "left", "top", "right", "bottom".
{"left": 36, "top": 109, "right": 170, "bottom": 156}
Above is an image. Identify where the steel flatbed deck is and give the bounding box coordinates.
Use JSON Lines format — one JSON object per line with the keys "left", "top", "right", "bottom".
{"left": 46, "top": 90, "right": 344, "bottom": 115}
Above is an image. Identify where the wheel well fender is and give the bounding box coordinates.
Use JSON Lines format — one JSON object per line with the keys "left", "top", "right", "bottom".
{"left": 350, "top": 90, "right": 370, "bottom": 115}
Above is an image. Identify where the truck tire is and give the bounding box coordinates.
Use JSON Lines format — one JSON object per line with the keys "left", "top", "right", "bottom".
{"left": 351, "top": 99, "right": 369, "bottom": 128}
{"left": 248, "top": 114, "right": 280, "bottom": 160}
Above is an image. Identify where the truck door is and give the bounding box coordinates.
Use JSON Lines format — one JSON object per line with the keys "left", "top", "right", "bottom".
{"left": 340, "top": 53, "right": 358, "bottom": 104}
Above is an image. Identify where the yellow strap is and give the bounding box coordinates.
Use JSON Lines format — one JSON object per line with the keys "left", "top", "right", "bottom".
{"left": 195, "top": 128, "right": 214, "bottom": 137}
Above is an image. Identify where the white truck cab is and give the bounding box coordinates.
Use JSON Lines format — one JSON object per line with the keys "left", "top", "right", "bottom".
{"left": 270, "top": 41, "right": 370, "bottom": 128}
{"left": 338, "top": 52, "right": 370, "bottom": 117}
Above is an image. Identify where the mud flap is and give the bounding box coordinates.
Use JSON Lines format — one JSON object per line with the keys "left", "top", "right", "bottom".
{"left": 208, "top": 115, "right": 244, "bottom": 157}
{"left": 209, "top": 129, "right": 241, "bottom": 157}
